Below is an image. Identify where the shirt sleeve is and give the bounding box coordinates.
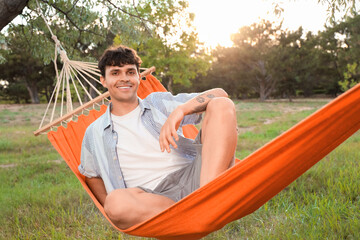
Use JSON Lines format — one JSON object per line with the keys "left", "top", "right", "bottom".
{"left": 147, "top": 92, "right": 203, "bottom": 126}
{"left": 78, "top": 129, "right": 100, "bottom": 178}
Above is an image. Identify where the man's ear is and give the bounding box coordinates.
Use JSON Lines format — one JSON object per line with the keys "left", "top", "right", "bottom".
{"left": 100, "top": 76, "right": 107, "bottom": 88}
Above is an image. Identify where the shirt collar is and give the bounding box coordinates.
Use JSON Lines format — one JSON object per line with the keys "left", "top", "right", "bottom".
{"left": 102, "top": 97, "right": 150, "bottom": 131}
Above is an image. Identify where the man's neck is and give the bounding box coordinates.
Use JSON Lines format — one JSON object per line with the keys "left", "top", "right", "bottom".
{"left": 111, "top": 98, "right": 139, "bottom": 116}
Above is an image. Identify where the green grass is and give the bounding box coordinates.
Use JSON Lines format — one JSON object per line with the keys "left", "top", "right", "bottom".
{"left": 0, "top": 100, "right": 359, "bottom": 240}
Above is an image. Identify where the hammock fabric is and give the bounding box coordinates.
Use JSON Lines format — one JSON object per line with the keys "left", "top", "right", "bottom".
{"left": 48, "top": 75, "right": 360, "bottom": 240}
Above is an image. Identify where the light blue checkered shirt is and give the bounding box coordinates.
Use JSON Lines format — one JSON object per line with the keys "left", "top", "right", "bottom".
{"left": 78, "top": 92, "right": 202, "bottom": 193}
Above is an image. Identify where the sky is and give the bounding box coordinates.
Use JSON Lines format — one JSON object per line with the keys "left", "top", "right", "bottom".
{"left": 1, "top": 0, "right": 333, "bottom": 48}
{"left": 187, "top": 0, "right": 330, "bottom": 48}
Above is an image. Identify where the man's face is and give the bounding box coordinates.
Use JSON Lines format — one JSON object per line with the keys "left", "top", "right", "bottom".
{"left": 100, "top": 64, "right": 140, "bottom": 104}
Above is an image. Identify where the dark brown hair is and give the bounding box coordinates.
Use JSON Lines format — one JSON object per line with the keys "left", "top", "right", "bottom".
{"left": 98, "top": 45, "right": 142, "bottom": 77}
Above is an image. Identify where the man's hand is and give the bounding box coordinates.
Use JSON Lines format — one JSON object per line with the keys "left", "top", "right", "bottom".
{"left": 159, "top": 88, "right": 228, "bottom": 153}
{"left": 159, "top": 106, "right": 185, "bottom": 153}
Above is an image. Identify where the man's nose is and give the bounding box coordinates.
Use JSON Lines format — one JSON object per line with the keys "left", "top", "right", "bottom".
{"left": 118, "top": 72, "right": 129, "bottom": 81}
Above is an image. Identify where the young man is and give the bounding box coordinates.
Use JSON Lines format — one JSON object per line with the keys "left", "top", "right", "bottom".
{"left": 79, "top": 45, "right": 237, "bottom": 230}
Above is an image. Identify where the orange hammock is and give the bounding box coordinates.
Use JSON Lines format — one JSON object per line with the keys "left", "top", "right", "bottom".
{"left": 47, "top": 75, "right": 360, "bottom": 240}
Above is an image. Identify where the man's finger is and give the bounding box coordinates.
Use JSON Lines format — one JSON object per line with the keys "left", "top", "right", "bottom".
{"left": 160, "top": 139, "right": 169, "bottom": 152}
{"left": 171, "top": 128, "right": 179, "bottom": 141}
{"left": 167, "top": 135, "right": 177, "bottom": 149}
{"left": 165, "top": 139, "right": 171, "bottom": 152}
{"left": 159, "top": 132, "right": 166, "bottom": 152}
{"left": 161, "top": 133, "right": 171, "bottom": 153}
{"left": 160, "top": 141, "right": 164, "bottom": 152}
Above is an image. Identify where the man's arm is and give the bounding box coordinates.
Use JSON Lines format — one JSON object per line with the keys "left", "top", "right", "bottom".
{"left": 178, "top": 88, "right": 228, "bottom": 114}
{"left": 85, "top": 177, "right": 107, "bottom": 206}
{"left": 159, "top": 88, "right": 228, "bottom": 152}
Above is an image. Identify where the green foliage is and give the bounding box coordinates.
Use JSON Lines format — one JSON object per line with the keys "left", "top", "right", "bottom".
{"left": 0, "top": 46, "right": 55, "bottom": 103}
{"left": 321, "top": 14, "right": 360, "bottom": 93}
{"left": 195, "top": 46, "right": 255, "bottom": 98}
{"left": 1, "top": 1, "right": 360, "bottom": 102}
{"left": 0, "top": 34, "right": 5, "bottom": 64}
{"left": 1, "top": 0, "right": 209, "bottom": 101}
{"left": 193, "top": 13, "right": 360, "bottom": 100}
{"left": 113, "top": 16, "right": 211, "bottom": 93}
{"left": 318, "top": 0, "right": 358, "bottom": 24}
{"left": 196, "top": 20, "right": 283, "bottom": 100}
{"left": 339, "top": 62, "right": 360, "bottom": 91}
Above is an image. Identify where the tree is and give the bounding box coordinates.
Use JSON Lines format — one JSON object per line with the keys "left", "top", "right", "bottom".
{"left": 131, "top": 34, "right": 210, "bottom": 93}
{"left": 340, "top": 62, "right": 360, "bottom": 91}
{"left": 253, "top": 60, "right": 275, "bottom": 101}
{"left": 268, "top": 27, "right": 337, "bottom": 100}
{"left": 266, "top": 27, "right": 301, "bottom": 100}
{"left": 111, "top": 2, "right": 211, "bottom": 93}
{"left": 0, "top": 0, "right": 108, "bottom": 103}
{"left": 334, "top": 14, "right": 360, "bottom": 91}
{"left": 272, "top": 0, "right": 357, "bottom": 25}
{"left": 0, "top": 0, "right": 28, "bottom": 31}
{"left": 197, "top": 20, "right": 283, "bottom": 101}
{"left": 194, "top": 46, "right": 253, "bottom": 99}
{"left": 0, "top": 46, "right": 55, "bottom": 103}
{"left": 318, "top": 0, "right": 358, "bottom": 24}
{"left": 1, "top": 0, "right": 209, "bottom": 102}
{"left": 230, "top": 20, "right": 282, "bottom": 101}
{"left": 315, "top": 14, "right": 360, "bottom": 95}
{"left": 1, "top": 1, "right": 357, "bottom": 32}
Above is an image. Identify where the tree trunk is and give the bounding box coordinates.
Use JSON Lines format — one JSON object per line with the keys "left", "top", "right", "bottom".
{"left": 0, "top": 0, "right": 29, "bottom": 31}
{"left": 26, "top": 82, "right": 40, "bottom": 104}
{"left": 89, "top": 81, "right": 98, "bottom": 99}
{"left": 259, "top": 81, "right": 266, "bottom": 101}
{"left": 83, "top": 80, "right": 98, "bottom": 103}
{"left": 287, "top": 91, "right": 293, "bottom": 102}
{"left": 167, "top": 78, "right": 173, "bottom": 93}
{"left": 45, "top": 86, "right": 51, "bottom": 102}
{"left": 254, "top": 60, "right": 274, "bottom": 102}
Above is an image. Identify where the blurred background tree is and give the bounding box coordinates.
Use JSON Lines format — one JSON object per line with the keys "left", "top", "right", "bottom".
{"left": 0, "top": 0, "right": 359, "bottom": 103}
{"left": 0, "top": 0, "right": 210, "bottom": 102}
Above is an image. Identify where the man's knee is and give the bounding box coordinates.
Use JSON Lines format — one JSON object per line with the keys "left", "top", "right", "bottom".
{"left": 104, "top": 189, "right": 126, "bottom": 221}
{"left": 206, "top": 97, "right": 236, "bottom": 118}
{"left": 104, "top": 188, "right": 139, "bottom": 228}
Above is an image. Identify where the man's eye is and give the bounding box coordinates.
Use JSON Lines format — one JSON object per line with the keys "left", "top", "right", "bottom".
{"left": 112, "top": 72, "right": 118, "bottom": 75}
{"left": 128, "top": 71, "right": 135, "bottom": 75}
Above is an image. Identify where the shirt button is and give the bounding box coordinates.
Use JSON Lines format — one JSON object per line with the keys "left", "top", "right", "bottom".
{"left": 119, "top": 176, "right": 122, "bottom": 180}
{"left": 113, "top": 136, "right": 116, "bottom": 140}
{"left": 113, "top": 157, "right": 117, "bottom": 161}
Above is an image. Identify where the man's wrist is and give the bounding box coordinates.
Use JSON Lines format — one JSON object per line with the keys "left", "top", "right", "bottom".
{"left": 177, "top": 104, "right": 190, "bottom": 116}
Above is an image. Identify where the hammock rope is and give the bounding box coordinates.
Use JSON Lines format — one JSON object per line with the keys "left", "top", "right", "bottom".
{"left": 33, "top": 0, "right": 155, "bottom": 136}
{"left": 34, "top": 0, "right": 105, "bottom": 133}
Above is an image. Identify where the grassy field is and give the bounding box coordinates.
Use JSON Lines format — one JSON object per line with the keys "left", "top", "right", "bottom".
{"left": 0, "top": 99, "right": 359, "bottom": 240}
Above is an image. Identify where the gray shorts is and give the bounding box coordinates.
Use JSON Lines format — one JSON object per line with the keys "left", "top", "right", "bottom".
{"left": 138, "top": 132, "right": 202, "bottom": 202}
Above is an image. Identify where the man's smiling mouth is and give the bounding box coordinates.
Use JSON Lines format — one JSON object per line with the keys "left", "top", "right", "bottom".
{"left": 116, "top": 83, "right": 132, "bottom": 89}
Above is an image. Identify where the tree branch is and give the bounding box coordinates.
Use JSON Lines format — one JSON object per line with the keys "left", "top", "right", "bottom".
{"left": 20, "top": 24, "right": 32, "bottom": 50}
{"left": 65, "top": 0, "right": 80, "bottom": 15}
{"left": 0, "top": 0, "right": 29, "bottom": 31}
{"left": 39, "top": 0, "right": 104, "bottom": 37}
{"left": 132, "top": 0, "right": 153, "bottom": 35}
{"left": 105, "top": 0, "right": 156, "bottom": 26}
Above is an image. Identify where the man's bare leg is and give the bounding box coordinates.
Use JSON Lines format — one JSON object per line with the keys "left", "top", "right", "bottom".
{"left": 104, "top": 97, "right": 236, "bottom": 229}
{"left": 104, "top": 188, "right": 175, "bottom": 229}
{"left": 200, "top": 97, "right": 237, "bottom": 186}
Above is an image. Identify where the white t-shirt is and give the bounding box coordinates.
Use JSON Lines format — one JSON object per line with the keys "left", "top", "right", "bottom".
{"left": 111, "top": 105, "right": 191, "bottom": 190}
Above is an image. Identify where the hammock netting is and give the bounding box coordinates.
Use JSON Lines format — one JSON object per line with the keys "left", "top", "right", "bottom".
{"left": 46, "top": 74, "right": 360, "bottom": 240}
